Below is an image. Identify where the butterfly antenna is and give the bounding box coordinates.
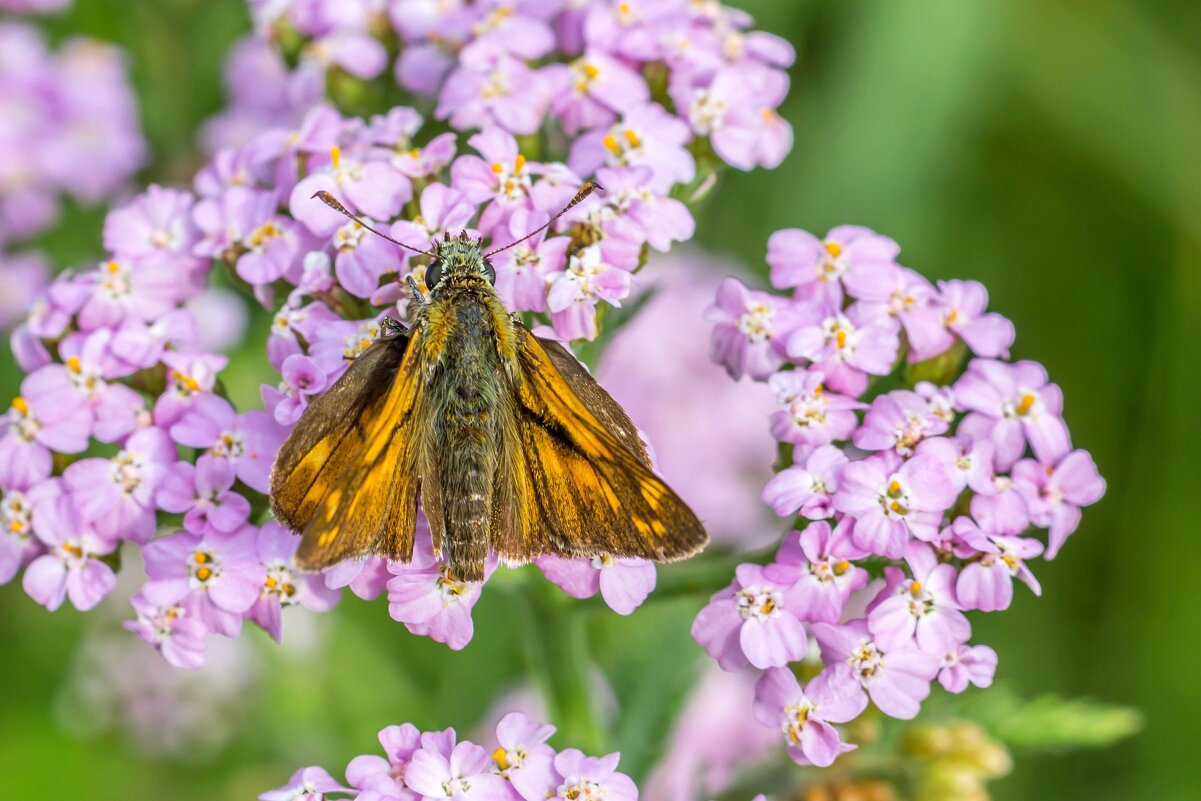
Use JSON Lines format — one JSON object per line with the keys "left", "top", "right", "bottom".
{"left": 312, "top": 191, "right": 434, "bottom": 257}
{"left": 484, "top": 180, "right": 604, "bottom": 258}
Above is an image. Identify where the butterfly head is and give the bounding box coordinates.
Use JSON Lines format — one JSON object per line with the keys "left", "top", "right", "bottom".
{"left": 425, "top": 232, "right": 495, "bottom": 292}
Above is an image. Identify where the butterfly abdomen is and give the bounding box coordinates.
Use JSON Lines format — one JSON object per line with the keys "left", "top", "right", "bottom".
{"left": 428, "top": 289, "right": 510, "bottom": 581}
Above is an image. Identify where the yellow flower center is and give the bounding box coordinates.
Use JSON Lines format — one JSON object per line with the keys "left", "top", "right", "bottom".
{"left": 1017, "top": 393, "right": 1036, "bottom": 416}
{"left": 330, "top": 146, "right": 342, "bottom": 169}
{"left": 11, "top": 396, "right": 28, "bottom": 415}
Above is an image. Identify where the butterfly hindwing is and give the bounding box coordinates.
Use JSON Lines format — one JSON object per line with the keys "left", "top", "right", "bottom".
{"left": 494, "top": 325, "right": 707, "bottom": 563}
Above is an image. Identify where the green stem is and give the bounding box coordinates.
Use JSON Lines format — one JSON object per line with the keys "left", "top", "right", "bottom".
{"left": 515, "top": 571, "right": 606, "bottom": 754}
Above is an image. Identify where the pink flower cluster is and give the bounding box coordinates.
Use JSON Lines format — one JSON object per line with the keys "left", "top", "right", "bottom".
{"left": 261, "top": 714, "right": 638, "bottom": 801}
{"left": 0, "top": 21, "right": 144, "bottom": 329}
{"left": 0, "top": 22, "right": 144, "bottom": 245}
{"left": 215, "top": 0, "right": 794, "bottom": 173}
{"left": 4, "top": 0, "right": 795, "bottom": 663}
{"left": 693, "top": 225, "right": 1106, "bottom": 767}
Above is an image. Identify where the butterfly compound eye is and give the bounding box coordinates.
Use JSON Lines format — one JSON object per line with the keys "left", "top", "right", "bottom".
{"left": 425, "top": 260, "right": 442, "bottom": 290}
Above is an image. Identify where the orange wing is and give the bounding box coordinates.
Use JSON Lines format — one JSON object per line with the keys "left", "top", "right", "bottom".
{"left": 492, "top": 325, "right": 708, "bottom": 563}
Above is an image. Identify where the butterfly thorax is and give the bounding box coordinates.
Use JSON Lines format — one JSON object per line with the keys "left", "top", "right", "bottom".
{"left": 417, "top": 248, "right": 518, "bottom": 580}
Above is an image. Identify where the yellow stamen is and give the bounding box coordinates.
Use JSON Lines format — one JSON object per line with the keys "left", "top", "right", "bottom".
{"left": 12, "top": 396, "right": 28, "bottom": 415}
{"left": 514, "top": 154, "right": 526, "bottom": 172}
{"left": 491, "top": 161, "right": 504, "bottom": 174}
{"left": 62, "top": 543, "right": 83, "bottom": 558}
{"left": 623, "top": 128, "right": 641, "bottom": 148}
{"left": 835, "top": 329, "right": 848, "bottom": 348}
{"left": 583, "top": 63, "right": 600, "bottom": 80}
{"left": 602, "top": 134, "right": 621, "bottom": 155}
{"left": 195, "top": 566, "right": 212, "bottom": 582}
{"left": 175, "top": 371, "right": 201, "bottom": 393}
{"left": 10, "top": 520, "right": 25, "bottom": 533}
{"left": 407, "top": 147, "right": 421, "bottom": 158}
{"left": 823, "top": 240, "right": 842, "bottom": 258}
{"left": 814, "top": 384, "right": 824, "bottom": 397}
{"left": 106, "top": 259, "right": 121, "bottom": 273}
{"left": 1017, "top": 394, "right": 1036, "bottom": 416}
{"left": 946, "top": 308, "right": 959, "bottom": 325}
{"left": 889, "top": 500, "right": 909, "bottom": 515}
{"left": 493, "top": 748, "right": 510, "bottom": 771}
{"left": 330, "top": 146, "right": 342, "bottom": 169}
{"left": 834, "top": 560, "right": 849, "bottom": 576}
{"left": 910, "top": 581, "right": 923, "bottom": 595}
{"left": 66, "top": 356, "right": 82, "bottom": 374}
{"left": 265, "top": 576, "right": 278, "bottom": 589}
{"left": 193, "top": 551, "right": 210, "bottom": 565}
{"left": 887, "top": 480, "right": 902, "bottom": 498}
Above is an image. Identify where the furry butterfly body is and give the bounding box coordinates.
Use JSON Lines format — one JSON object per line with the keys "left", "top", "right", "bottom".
{"left": 270, "top": 212, "right": 708, "bottom": 581}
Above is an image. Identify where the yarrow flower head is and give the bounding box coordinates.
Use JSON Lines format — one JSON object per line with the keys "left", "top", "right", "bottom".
{"left": 0, "top": 0, "right": 797, "bottom": 662}
{"left": 261, "top": 716, "right": 637, "bottom": 801}
{"left": 694, "top": 222, "right": 1105, "bottom": 768}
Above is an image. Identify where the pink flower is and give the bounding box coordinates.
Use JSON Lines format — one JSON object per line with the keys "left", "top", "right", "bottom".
{"left": 346, "top": 723, "right": 422, "bottom": 800}
{"left": 692, "top": 563, "right": 808, "bottom": 671}
{"left": 124, "top": 591, "right": 208, "bottom": 670}
{"left": 867, "top": 542, "right": 971, "bottom": 656}
{"left": 833, "top": 452, "right": 958, "bottom": 558}
{"left": 544, "top": 52, "right": 649, "bottom": 135}
{"left": 490, "top": 210, "right": 570, "bottom": 313}
{"left": 753, "top": 667, "right": 866, "bottom": 767}
{"left": 155, "top": 455, "right": 250, "bottom": 534}
{"left": 763, "top": 444, "right": 849, "bottom": 519}
{"left": 931, "top": 280, "right": 1014, "bottom": 358}
{"left": 170, "top": 395, "right": 286, "bottom": 494}
{"left": 1012, "top": 449, "right": 1105, "bottom": 558}
{"left": 493, "top": 713, "right": 557, "bottom": 801}
{"left": 141, "top": 527, "right": 267, "bottom": 637}
{"left": 437, "top": 52, "right": 548, "bottom": 136}
{"left": 812, "top": 620, "right": 940, "bottom": 720}
{"left": 786, "top": 302, "right": 900, "bottom": 397}
{"left": 248, "top": 522, "right": 340, "bottom": 642}
{"left": 768, "top": 225, "right": 899, "bottom": 306}
{"left": 22, "top": 495, "right": 116, "bottom": 611}
{"left": 260, "top": 767, "right": 351, "bottom": 801}
{"left": 843, "top": 264, "right": 944, "bottom": 360}
{"left": 545, "top": 244, "right": 631, "bottom": 341}
{"left": 537, "top": 555, "right": 656, "bottom": 616}
{"left": 937, "top": 644, "right": 998, "bottom": 693}
{"left": 0, "top": 477, "right": 58, "bottom": 584}
{"left": 675, "top": 64, "right": 792, "bottom": 170}
{"left": 569, "top": 103, "right": 695, "bottom": 195}
{"left": 954, "top": 358, "right": 1071, "bottom": 469}
{"left": 854, "top": 389, "right": 950, "bottom": 455}
{"left": 62, "top": 426, "right": 176, "bottom": 544}
{"left": 104, "top": 184, "right": 199, "bottom": 269}
{"left": 262, "top": 353, "right": 329, "bottom": 426}
{"left": 543, "top": 750, "right": 637, "bottom": 801}
{"left": 953, "top": 517, "right": 1043, "bottom": 612}
{"left": 705, "top": 277, "right": 803, "bottom": 381}
{"left": 386, "top": 536, "right": 493, "bottom": 651}
{"left": 391, "top": 181, "right": 477, "bottom": 252}
{"left": 405, "top": 733, "right": 509, "bottom": 801}
{"left": 766, "top": 370, "right": 862, "bottom": 449}
{"left": 1, "top": 369, "right": 90, "bottom": 488}
{"left": 914, "top": 435, "right": 996, "bottom": 496}
{"left": 308, "top": 143, "right": 413, "bottom": 225}
{"left": 773, "top": 520, "right": 868, "bottom": 624}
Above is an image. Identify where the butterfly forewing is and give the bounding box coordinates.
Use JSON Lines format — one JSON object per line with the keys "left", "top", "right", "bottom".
{"left": 492, "top": 325, "right": 707, "bottom": 564}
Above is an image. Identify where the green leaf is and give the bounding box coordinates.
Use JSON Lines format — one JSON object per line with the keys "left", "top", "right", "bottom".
{"left": 962, "top": 686, "right": 1142, "bottom": 753}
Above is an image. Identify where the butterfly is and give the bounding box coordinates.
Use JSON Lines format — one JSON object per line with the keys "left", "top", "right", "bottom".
{"left": 269, "top": 183, "right": 708, "bottom": 582}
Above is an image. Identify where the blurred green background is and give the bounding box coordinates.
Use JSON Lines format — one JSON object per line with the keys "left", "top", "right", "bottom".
{"left": 2, "top": 0, "right": 1197, "bottom": 799}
